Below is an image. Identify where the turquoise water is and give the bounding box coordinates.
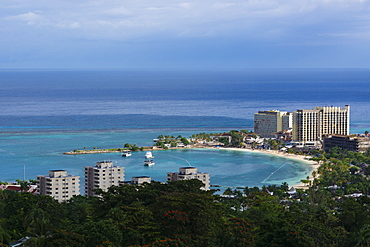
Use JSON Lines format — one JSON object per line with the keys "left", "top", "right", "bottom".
{"left": 0, "top": 129, "right": 311, "bottom": 191}
{"left": 0, "top": 69, "right": 369, "bottom": 191}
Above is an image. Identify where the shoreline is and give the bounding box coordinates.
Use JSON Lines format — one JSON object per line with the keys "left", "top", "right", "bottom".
{"left": 216, "top": 147, "right": 319, "bottom": 190}
{"left": 64, "top": 145, "right": 319, "bottom": 190}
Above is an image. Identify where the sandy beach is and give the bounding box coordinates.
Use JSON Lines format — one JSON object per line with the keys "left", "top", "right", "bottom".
{"left": 216, "top": 147, "right": 320, "bottom": 190}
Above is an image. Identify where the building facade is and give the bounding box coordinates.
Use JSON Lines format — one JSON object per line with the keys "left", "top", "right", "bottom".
{"left": 254, "top": 110, "right": 292, "bottom": 138}
{"left": 132, "top": 176, "right": 151, "bottom": 185}
{"left": 323, "top": 135, "right": 370, "bottom": 152}
{"left": 37, "top": 170, "right": 80, "bottom": 202}
{"left": 121, "top": 176, "right": 152, "bottom": 186}
{"left": 84, "top": 161, "right": 124, "bottom": 197}
{"left": 292, "top": 105, "right": 350, "bottom": 143}
{"left": 167, "top": 167, "right": 210, "bottom": 190}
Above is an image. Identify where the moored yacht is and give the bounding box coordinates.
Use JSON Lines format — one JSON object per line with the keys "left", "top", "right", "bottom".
{"left": 145, "top": 151, "right": 154, "bottom": 159}
{"left": 122, "top": 150, "right": 132, "bottom": 157}
{"left": 143, "top": 160, "right": 155, "bottom": 166}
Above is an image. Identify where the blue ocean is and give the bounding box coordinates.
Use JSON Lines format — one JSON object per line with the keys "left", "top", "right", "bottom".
{"left": 1, "top": 69, "right": 369, "bottom": 191}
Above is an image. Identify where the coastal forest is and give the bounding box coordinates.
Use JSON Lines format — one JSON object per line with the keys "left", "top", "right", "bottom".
{"left": 1, "top": 147, "right": 370, "bottom": 246}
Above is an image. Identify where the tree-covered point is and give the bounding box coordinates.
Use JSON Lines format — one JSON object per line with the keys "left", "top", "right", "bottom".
{"left": 213, "top": 130, "right": 260, "bottom": 148}
{"left": 153, "top": 135, "right": 192, "bottom": 149}
{"left": 190, "top": 132, "right": 218, "bottom": 142}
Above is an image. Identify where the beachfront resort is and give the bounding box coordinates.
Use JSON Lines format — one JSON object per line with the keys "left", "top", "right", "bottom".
{"left": 2, "top": 104, "right": 370, "bottom": 202}
{"left": 2, "top": 104, "right": 370, "bottom": 246}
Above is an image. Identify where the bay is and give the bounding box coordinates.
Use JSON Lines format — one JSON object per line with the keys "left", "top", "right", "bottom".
{"left": 0, "top": 68, "right": 369, "bottom": 191}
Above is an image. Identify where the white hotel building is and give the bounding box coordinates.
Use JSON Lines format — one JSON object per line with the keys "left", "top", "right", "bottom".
{"left": 254, "top": 105, "right": 350, "bottom": 145}
{"left": 84, "top": 161, "right": 124, "bottom": 197}
{"left": 292, "top": 105, "right": 350, "bottom": 143}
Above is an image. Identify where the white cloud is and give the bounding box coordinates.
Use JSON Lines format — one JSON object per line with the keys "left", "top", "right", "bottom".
{"left": 104, "top": 7, "right": 131, "bottom": 16}
{"left": 4, "top": 12, "right": 44, "bottom": 25}
{"left": 179, "top": 2, "right": 192, "bottom": 8}
{"left": 1, "top": 0, "right": 370, "bottom": 42}
{"left": 55, "top": 21, "right": 81, "bottom": 29}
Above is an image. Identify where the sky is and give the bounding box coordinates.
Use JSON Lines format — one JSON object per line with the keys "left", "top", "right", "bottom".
{"left": 1, "top": 0, "right": 370, "bottom": 69}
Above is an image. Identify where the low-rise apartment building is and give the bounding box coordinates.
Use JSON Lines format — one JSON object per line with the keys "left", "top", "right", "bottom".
{"left": 167, "top": 167, "right": 210, "bottom": 190}
{"left": 121, "top": 176, "right": 151, "bottom": 186}
{"left": 323, "top": 135, "right": 370, "bottom": 152}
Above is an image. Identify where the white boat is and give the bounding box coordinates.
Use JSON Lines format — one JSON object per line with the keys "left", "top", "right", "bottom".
{"left": 145, "top": 151, "right": 154, "bottom": 159}
{"left": 122, "top": 150, "right": 132, "bottom": 157}
{"left": 144, "top": 160, "right": 155, "bottom": 166}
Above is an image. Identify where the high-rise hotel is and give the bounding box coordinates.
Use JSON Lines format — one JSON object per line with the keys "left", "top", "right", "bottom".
{"left": 254, "top": 105, "right": 350, "bottom": 144}
{"left": 292, "top": 105, "right": 350, "bottom": 143}
{"left": 254, "top": 110, "right": 292, "bottom": 138}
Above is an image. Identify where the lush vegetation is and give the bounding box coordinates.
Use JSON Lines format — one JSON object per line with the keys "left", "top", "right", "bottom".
{"left": 2, "top": 146, "right": 370, "bottom": 247}
{"left": 5, "top": 127, "right": 370, "bottom": 246}
{"left": 1, "top": 180, "right": 248, "bottom": 247}
{"left": 154, "top": 135, "right": 191, "bottom": 149}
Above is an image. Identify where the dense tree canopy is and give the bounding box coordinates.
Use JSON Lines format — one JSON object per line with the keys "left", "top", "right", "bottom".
{"left": 2, "top": 147, "right": 370, "bottom": 246}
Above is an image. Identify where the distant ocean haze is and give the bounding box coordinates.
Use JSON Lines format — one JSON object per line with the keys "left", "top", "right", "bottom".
{"left": 0, "top": 69, "right": 369, "bottom": 189}
{"left": 0, "top": 69, "right": 369, "bottom": 123}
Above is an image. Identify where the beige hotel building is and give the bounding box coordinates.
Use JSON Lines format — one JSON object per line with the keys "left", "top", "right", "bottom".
{"left": 254, "top": 110, "right": 292, "bottom": 138}
{"left": 37, "top": 170, "right": 80, "bottom": 202}
{"left": 84, "top": 161, "right": 124, "bottom": 197}
{"left": 167, "top": 167, "right": 210, "bottom": 190}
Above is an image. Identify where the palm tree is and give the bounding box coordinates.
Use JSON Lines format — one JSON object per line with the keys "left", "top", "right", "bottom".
{"left": 0, "top": 221, "right": 10, "bottom": 245}
{"left": 124, "top": 143, "right": 132, "bottom": 149}
{"left": 355, "top": 224, "right": 370, "bottom": 247}
{"left": 251, "top": 141, "right": 258, "bottom": 149}
{"left": 23, "top": 208, "right": 53, "bottom": 246}
{"left": 223, "top": 188, "right": 233, "bottom": 196}
{"left": 16, "top": 179, "right": 30, "bottom": 193}
{"left": 280, "top": 182, "right": 289, "bottom": 191}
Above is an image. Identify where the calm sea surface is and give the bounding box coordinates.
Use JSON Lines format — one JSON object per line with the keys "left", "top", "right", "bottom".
{"left": 1, "top": 69, "right": 369, "bottom": 191}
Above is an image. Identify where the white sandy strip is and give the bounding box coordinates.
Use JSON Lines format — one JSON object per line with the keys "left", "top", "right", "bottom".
{"left": 215, "top": 147, "right": 319, "bottom": 190}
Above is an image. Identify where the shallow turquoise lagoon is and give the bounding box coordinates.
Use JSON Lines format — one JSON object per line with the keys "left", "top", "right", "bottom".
{"left": 0, "top": 128, "right": 312, "bottom": 192}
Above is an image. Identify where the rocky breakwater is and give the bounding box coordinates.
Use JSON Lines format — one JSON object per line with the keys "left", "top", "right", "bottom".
{"left": 63, "top": 150, "right": 121, "bottom": 155}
